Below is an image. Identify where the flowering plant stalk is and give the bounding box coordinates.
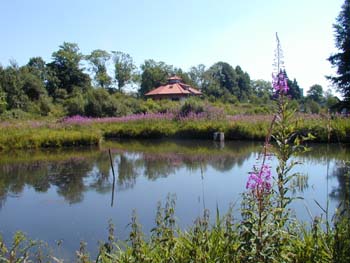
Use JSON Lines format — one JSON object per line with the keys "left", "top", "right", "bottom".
{"left": 240, "top": 34, "right": 313, "bottom": 262}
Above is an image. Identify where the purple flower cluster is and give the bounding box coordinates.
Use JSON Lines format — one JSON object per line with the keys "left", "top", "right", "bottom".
{"left": 272, "top": 71, "right": 289, "bottom": 94}
{"left": 246, "top": 164, "right": 272, "bottom": 193}
{"left": 62, "top": 112, "right": 176, "bottom": 125}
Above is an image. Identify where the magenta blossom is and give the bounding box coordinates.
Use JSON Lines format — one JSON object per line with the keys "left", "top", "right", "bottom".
{"left": 246, "top": 164, "right": 272, "bottom": 192}
{"left": 272, "top": 71, "right": 289, "bottom": 94}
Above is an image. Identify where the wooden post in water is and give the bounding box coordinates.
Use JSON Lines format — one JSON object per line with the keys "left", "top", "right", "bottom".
{"left": 213, "top": 132, "right": 224, "bottom": 142}
{"left": 109, "top": 149, "right": 116, "bottom": 207}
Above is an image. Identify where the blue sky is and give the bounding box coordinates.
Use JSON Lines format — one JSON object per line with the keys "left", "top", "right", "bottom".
{"left": 0, "top": 0, "right": 344, "bottom": 93}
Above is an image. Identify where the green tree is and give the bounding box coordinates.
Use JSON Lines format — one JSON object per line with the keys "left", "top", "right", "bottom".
{"left": 0, "top": 86, "right": 7, "bottom": 114}
{"left": 307, "top": 84, "right": 324, "bottom": 103}
{"left": 86, "top": 49, "right": 112, "bottom": 89}
{"left": 85, "top": 88, "right": 118, "bottom": 117}
{"left": 172, "top": 68, "right": 195, "bottom": 87}
{"left": 251, "top": 79, "right": 273, "bottom": 103}
{"left": 328, "top": 0, "right": 350, "bottom": 102}
{"left": 284, "top": 71, "right": 302, "bottom": 100}
{"left": 324, "top": 89, "right": 340, "bottom": 109}
{"left": 27, "top": 57, "right": 47, "bottom": 82}
{"left": 305, "top": 99, "right": 321, "bottom": 113}
{"left": 112, "top": 51, "right": 136, "bottom": 92}
{"left": 252, "top": 79, "right": 273, "bottom": 97}
{"left": 0, "top": 62, "right": 29, "bottom": 110}
{"left": 47, "top": 42, "right": 91, "bottom": 98}
{"left": 139, "top": 60, "right": 173, "bottom": 96}
{"left": 64, "top": 93, "right": 86, "bottom": 116}
{"left": 0, "top": 66, "right": 7, "bottom": 113}
{"left": 207, "top": 62, "right": 237, "bottom": 94}
{"left": 235, "top": 65, "right": 252, "bottom": 101}
{"left": 188, "top": 64, "right": 206, "bottom": 89}
{"left": 20, "top": 66, "right": 47, "bottom": 101}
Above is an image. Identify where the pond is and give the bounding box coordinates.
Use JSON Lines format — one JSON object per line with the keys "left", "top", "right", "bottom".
{"left": 0, "top": 140, "right": 349, "bottom": 260}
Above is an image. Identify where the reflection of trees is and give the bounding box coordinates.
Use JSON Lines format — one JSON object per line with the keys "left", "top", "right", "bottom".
{"left": 116, "top": 154, "right": 138, "bottom": 190}
{"left": 49, "top": 158, "right": 94, "bottom": 204}
{"left": 298, "top": 143, "right": 349, "bottom": 164}
{"left": 0, "top": 156, "right": 97, "bottom": 206}
{"left": 0, "top": 140, "right": 291, "bottom": 208}
{"left": 0, "top": 141, "right": 260, "bottom": 208}
{"left": 330, "top": 162, "right": 350, "bottom": 205}
{"left": 89, "top": 154, "right": 112, "bottom": 194}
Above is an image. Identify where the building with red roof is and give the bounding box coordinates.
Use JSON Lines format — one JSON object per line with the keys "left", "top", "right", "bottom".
{"left": 145, "top": 75, "right": 202, "bottom": 100}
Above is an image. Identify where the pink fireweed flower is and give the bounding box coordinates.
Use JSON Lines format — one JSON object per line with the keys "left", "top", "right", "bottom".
{"left": 272, "top": 71, "right": 289, "bottom": 94}
{"left": 246, "top": 164, "right": 272, "bottom": 192}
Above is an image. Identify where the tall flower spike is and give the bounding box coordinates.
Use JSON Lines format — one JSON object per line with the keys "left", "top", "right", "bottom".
{"left": 273, "top": 32, "right": 285, "bottom": 75}
{"left": 272, "top": 71, "right": 289, "bottom": 94}
{"left": 272, "top": 33, "right": 289, "bottom": 94}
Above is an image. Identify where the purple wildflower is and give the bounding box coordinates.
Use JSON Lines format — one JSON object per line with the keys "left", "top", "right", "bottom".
{"left": 272, "top": 71, "right": 289, "bottom": 94}
{"left": 246, "top": 164, "right": 272, "bottom": 193}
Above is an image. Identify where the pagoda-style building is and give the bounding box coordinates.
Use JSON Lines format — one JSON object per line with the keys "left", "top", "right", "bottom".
{"left": 145, "top": 76, "right": 202, "bottom": 100}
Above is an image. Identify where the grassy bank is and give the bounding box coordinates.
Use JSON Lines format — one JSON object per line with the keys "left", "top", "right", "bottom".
{"left": 0, "top": 113, "right": 349, "bottom": 150}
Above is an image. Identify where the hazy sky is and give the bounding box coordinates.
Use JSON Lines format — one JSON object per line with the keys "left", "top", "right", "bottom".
{"left": 0, "top": 0, "right": 344, "bottom": 93}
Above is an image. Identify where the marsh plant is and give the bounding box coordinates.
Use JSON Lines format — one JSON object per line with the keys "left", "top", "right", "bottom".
{"left": 239, "top": 44, "right": 314, "bottom": 261}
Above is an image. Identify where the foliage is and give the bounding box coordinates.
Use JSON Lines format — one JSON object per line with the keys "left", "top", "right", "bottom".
{"left": 139, "top": 59, "right": 173, "bottom": 96}
{"left": 201, "top": 62, "right": 252, "bottom": 101}
{"left": 112, "top": 51, "right": 136, "bottom": 92}
{"left": 86, "top": 49, "right": 112, "bottom": 89}
{"left": 46, "top": 42, "right": 91, "bottom": 98}
{"left": 0, "top": 42, "right": 313, "bottom": 119}
{"left": 328, "top": 0, "right": 350, "bottom": 102}
{"left": 307, "top": 84, "right": 324, "bottom": 103}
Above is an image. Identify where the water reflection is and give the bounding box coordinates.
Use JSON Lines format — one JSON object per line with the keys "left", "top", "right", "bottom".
{"left": 330, "top": 161, "right": 350, "bottom": 202}
{"left": 0, "top": 140, "right": 349, "bottom": 259}
{"left": 0, "top": 141, "right": 349, "bottom": 210}
{"left": 0, "top": 140, "right": 260, "bottom": 209}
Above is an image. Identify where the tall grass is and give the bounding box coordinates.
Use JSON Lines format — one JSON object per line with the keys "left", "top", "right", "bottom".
{"left": 0, "top": 113, "right": 349, "bottom": 150}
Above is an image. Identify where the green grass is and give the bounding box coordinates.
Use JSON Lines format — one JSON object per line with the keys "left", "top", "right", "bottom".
{"left": 0, "top": 115, "right": 349, "bottom": 150}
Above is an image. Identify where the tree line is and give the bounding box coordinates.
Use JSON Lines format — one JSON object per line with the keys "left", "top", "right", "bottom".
{"left": 0, "top": 42, "right": 338, "bottom": 118}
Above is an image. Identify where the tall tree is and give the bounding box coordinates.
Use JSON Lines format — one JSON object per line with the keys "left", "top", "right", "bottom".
{"left": 307, "top": 84, "right": 323, "bottom": 103}
{"left": 287, "top": 78, "right": 303, "bottom": 100}
{"left": 328, "top": 0, "right": 350, "bottom": 102}
{"left": 203, "top": 62, "right": 238, "bottom": 98}
{"left": 86, "top": 49, "right": 112, "bottom": 89}
{"left": 188, "top": 64, "right": 206, "bottom": 89}
{"left": 0, "top": 62, "right": 29, "bottom": 110}
{"left": 235, "top": 65, "right": 252, "bottom": 101}
{"left": 20, "top": 66, "right": 47, "bottom": 101}
{"left": 251, "top": 79, "right": 273, "bottom": 102}
{"left": 112, "top": 51, "right": 136, "bottom": 92}
{"left": 139, "top": 59, "right": 173, "bottom": 96}
{"left": 283, "top": 70, "right": 303, "bottom": 100}
{"left": 47, "top": 42, "right": 91, "bottom": 98}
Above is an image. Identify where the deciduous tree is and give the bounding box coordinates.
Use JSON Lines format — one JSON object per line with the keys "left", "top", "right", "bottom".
{"left": 307, "top": 84, "right": 323, "bottom": 103}
{"left": 139, "top": 60, "right": 173, "bottom": 96}
{"left": 112, "top": 51, "right": 136, "bottom": 92}
{"left": 86, "top": 49, "right": 112, "bottom": 89}
{"left": 47, "top": 42, "right": 91, "bottom": 98}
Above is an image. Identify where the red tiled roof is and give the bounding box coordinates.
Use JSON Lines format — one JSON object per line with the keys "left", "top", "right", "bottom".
{"left": 145, "top": 83, "right": 201, "bottom": 96}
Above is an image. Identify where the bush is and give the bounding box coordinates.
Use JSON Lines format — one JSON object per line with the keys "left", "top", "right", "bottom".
{"left": 179, "top": 97, "right": 205, "bottom": 116}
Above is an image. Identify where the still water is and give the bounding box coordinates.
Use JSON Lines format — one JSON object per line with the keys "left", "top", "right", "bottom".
{"left": 0, "top": 140, "right": 348, "bottom": 259}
